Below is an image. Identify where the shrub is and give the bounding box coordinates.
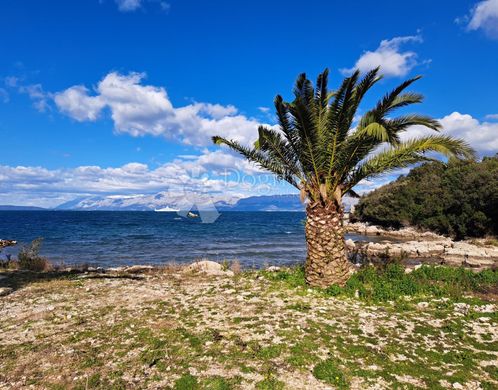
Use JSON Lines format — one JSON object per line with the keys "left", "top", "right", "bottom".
{"left": 17, "top": 238, "right": 51, "bottom": 272}
{"left": 354, "top": 156, "right": 498, "bottom": 239}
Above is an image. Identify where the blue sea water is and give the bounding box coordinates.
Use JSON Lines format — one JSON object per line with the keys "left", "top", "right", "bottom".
{"left": 0, "top": 211, "right": 368, "bottom": 268}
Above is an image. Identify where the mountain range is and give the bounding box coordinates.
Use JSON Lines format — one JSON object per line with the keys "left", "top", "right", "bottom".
{"left": 55, "top": 193, "right": 306, "bottom": 211}
{"left": 2, "top": 193, "right": 357, "bottom": 212}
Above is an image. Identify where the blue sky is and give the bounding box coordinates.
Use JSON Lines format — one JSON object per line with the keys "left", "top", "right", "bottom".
{"left": 0, "top": 0, "right": 497, "bottom": 207}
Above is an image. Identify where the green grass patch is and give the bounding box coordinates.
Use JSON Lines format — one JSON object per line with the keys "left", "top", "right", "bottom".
{"left": 263, "top": 263, "right": 498, "bottom": 303}
{"left": 313, "top": 358, "right": 349, "bottom": 388}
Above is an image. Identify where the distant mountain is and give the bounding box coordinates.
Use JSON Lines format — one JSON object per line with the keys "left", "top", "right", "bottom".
{"left": 55, "top": 192, "right": 240, "bottom": 211}
{"left": 55, "top": 192, "right": 357, "bottom": 212}
{"left": 217, "top": 194, "right": 303, "bottom": 211}
{"left": 0, "top": 205, "right": 47, "bottom": 211}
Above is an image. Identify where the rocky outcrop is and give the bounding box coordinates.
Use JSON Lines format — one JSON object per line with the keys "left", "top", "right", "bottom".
{"left": 346, "top": 222, "right": 444, "bottom": 241}
{"left": 346, "top": 223, "right": 498, "bottom": 270}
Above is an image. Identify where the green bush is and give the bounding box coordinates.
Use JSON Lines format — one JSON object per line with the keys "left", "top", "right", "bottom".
{"left": 17, "top": 237, "right": 50, "bottom": 272}
{"left": 354, "top": 156, "right": 498, "bottom": 239}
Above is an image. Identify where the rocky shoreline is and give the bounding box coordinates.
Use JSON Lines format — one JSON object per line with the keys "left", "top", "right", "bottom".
{"left": 345, "top": 222, "right": 498, "bottom": 270}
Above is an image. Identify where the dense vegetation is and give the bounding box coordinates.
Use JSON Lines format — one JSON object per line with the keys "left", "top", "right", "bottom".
{"left": 354, "top": 156, "right": 498, "bottom": 239}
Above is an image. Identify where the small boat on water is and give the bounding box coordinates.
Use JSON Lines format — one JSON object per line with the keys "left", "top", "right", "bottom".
{"left": 187, "top": 211, "right": 199, "bottom": 218}
{"left": 154, "top": 206, "right": 180, "bottom": 212}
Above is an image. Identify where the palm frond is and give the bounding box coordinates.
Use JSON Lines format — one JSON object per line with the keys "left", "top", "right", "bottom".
{"left": 374, "top": 76, "right": 422, "bottom": 116}
{"left": 344, "top": 135, "right": 475, "bottom": 190}
{"left": 289, "top": 75, "right": 320, "bottom": 179}
{"left": 256, "top": 126, "right": 305, "bottom": 181}
{"left": 212, "top": 136, "right": 299, "bottom": 187}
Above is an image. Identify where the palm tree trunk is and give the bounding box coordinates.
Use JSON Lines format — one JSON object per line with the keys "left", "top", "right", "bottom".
{"left": 304, "top": 203, "right": 354, "bottom": 288}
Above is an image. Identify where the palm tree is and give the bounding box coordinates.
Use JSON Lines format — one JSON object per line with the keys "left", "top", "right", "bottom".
{"left": 212, "top": 68, "right": 474, "bottom": 288}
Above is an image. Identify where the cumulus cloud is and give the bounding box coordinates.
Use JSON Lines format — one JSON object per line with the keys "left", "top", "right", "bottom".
{"left": 466, "top": 0, "right": 498, "bottom": 38}
{"left": 54, "top": 72, "right": 266, "bottom": 146}
{"left": 485, "top": 113, "right": 498, "bottom": 120}
{"left": 341, "top": 35, "right": 424, "bottom": 77}
{"left": 402, "top": 112, "right": 498, "bottom": 155}
{"left": 54, "top": 86, "right": 105, "bottom": 121}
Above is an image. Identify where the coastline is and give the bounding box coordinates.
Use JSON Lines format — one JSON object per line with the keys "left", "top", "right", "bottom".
{"left": 345, "top": 222, "right": 498, "bottom": 270}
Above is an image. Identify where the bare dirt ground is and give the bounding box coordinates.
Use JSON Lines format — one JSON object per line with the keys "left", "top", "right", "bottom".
{"left": 0, "top": 268, "right": 497, "bottom": 389}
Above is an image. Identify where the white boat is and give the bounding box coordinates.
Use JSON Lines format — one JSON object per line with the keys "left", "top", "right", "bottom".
{"left": 154, "top": 206, "right": 179, "bottom": 212}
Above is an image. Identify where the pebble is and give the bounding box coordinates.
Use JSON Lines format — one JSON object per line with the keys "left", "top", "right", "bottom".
{"left": 417, "top": 302, "right": 429, "bottom": 309}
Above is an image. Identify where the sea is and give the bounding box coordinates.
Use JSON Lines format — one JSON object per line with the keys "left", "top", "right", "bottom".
{"left": 0, "top": 211, "right": 373, "bottom": 268}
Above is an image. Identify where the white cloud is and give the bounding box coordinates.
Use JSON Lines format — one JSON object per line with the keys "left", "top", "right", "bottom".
{"left": 18, "top": 84, "right": 51, "bottom": 112}
{"left": 467, "top": 0, "right": 498, "bottom": 38}
{"left": 341, "top": 35, "right": 424, "bottom": 77}
{"left": 485, "top": 113, "right": 498, "bottom": 120}
{"left": 4, "top": 76, "right": 19, "bottom": 88}
{"left": 115, "top": 0, "right": 142, "bottom": 12}
{"left": 114, "top": 0, "right": 170, "bottom": 12}
{"left": 402, "top": 112, "right": 498, "bottom": 155}
{"left": 54, "top": 72, "right": 266, "bottom": 146}
{"left": 54, "top": 86, "right": 105, "bottom": 121}
{"left": 0, "top": 149, "right": 273, "bottom": 207}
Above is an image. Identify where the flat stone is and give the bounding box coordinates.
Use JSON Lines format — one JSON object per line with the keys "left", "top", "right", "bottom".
{"left": 125, "top": 265, "right": 154, "bottom": 273}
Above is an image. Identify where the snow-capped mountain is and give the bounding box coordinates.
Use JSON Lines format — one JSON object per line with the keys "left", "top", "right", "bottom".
{"left": 55, "top": 192, "right": 357, "bottom": 212}
{"left": 56, "top": 191, "right": 239, "bottom": 211}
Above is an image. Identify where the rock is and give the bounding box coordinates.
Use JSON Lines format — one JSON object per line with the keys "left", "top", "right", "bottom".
{"left": 474, "top": 304, "right": 495, "bottom": 313}
{"left": 345, "top": 239, "right": 355, "bottom": 250}
{"left": 185, "top": 260, "right": 223, "bottom": 273}
{"left": 452, "top": 382, "right": 464, "bottom": 389}
{"left": 417, "top": 302, "right": 429, "bottom": 310}
{"left": 266, "top": 266, "right": 281, "bottom": 272}
{"left": 454, "top": 303, "right": 470, "bottom": 315}
{"left": 107, "top": 267, "right": 126, "bottom": 273}
{"left": 0, "top": 287, "right": 13, "bottom": 297}
{"left": 184, "top": 260, "right": 234, "bottom": 277}
{"left": 124, "top": 265, "right": 154, "bottom": 274}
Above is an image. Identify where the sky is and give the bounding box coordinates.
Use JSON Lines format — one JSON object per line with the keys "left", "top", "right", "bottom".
{"left": 0, "top": 0, "right": 497, "bottom": 207}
